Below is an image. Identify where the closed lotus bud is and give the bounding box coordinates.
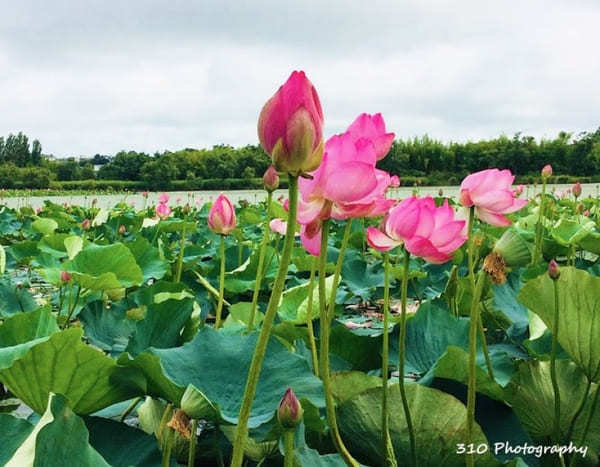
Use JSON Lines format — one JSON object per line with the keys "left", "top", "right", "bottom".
{"left": 92, "top": 198, "right": 98, "bottom": 205}
{"left": 390, "top": 175, "right": 401, "bottom": 187}
{"left": 118, "top": 225, "right": 126, "bottom": 235}
{"left": 81, "top": 219, "right": 90, "bottom": 230}
{"left": 548, "top": 259, "right": 560, "bottom": 280}
{"left": 541, "top": 165, "right": 553, "bottom": 178}
{"left": 438, "top": 188, "right": 444, "bottom": 197}
{"left": 277, "top": 387, "right": 303, "bottom": 429}
{"left": 258, "top": 71, "right": 324, "bottom": 175}
{"left": 60, "top": 271, "right": 72, "bottom": 283}
{"left": 208, "top": 194, "right": 236, "bottom": 235}
{"left": 263, "top": 166, "right": 280, "bottom": 192}
{"left": 156, "top": 202, "right": 171, "bottom": 219}
{"left": 142, "top": 191, "right": 149, "bottom": 199}
{"left": 573, "top": 182, "right": 582, "bottom": 199}
{"left": 584, "top": 209, "right": 590, "bottom": 217}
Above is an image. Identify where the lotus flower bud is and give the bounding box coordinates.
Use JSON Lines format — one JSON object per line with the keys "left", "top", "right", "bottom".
{"left": 156, "top": 202, "right": 171, "bottom": 219}
{"left": 548, "top": 259, "right": 560, "bottom": 280}
{"left": 438, "top": 188, "right": 444, "bottom": 197}
{"left": 60, "top": 271, "right": 72, "bottom": 283}
{"left": 277, "top": 387, "right": 303, "bottom": 429}
{"left": 390, "top": 175, "right": 400, "bottom": 187}
{"left": 208, "top": 194, "right": 236, "bottom": 235}
{"left": 541, "top": 165, "right": 553, "bottom": 178}
{"left": 263, "top": 166, "right": 279, "bottom": 192}
{"left": 573, "top": 182, "right": 582, "bottom": 199}
{"left": 81, "top": 219, "right": 90, "bottom": 230}
{"left": 258, "top": 71, "right": 324, "bottom": 175}
{"left": 118, "top": 225, "right": 126, "bottom": 235}
{"left": 142, "top": 191, "right": 149, "bottom": 199}
{"left": 92, "top": 198, "right": 98, "bottom": 205}
{"left": 584, "top": 209, "right": 590, "bottom": 217}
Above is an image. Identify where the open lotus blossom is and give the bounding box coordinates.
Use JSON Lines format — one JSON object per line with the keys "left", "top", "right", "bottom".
{"left": 156, "top": 202, "right": 171, "bottom": 219}
{"left": 346, "top": 113, "right": 395, "bottom": 161}
{"left": 297, "top": 113, "right": 396, "bottom": 255}
{"left": 258, "top": 71, "right": 324, "bottom": 175}
{"left": 158, "top": 193, "right": 169, "bottom": 204}
{"left": 208, "top": 193, "right": 236, "bottom": 235}
{"left": 367, "top": 196, "right": 467, "bottom": 263}
{"left": 458, "top": 169, "right": 527, "bottom": 227}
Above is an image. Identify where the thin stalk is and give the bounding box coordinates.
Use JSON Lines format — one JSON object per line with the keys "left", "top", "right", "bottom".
{"left": 188, "top": 419, "right": 198, "bottom": 467}
{"left": 230, "top": 176, "right": 299, "bottom": 467}
{"left": 318, "top": 219, "right": 358, "bottom": 467}
{"left": 381, "top": 252, "right": 397, "bottom": 466}
{"left": 216, "top": 424, "right": 225, "bottom": 467}
{"left": 248, "top": 191, "right": 273, "bottom": 331}
{"left": 306, "top": 256, "right": 319, "bottom": 377}
{"left": 533, "top": 179, "right": 547, "bottom": 265}
{"left": 119, "top": 396, "right": 142, "bottom": 422}
{"left": 215, "top": 235, "right": 226, "bottom": 329}
{"left": 477, "top": 317, "right": 495, "bottom": 380}
{"left": 569, "top": 385, "right": 600, "bottom": 467}
{"left": 283, "top": 430, "right": 295, "bottom": 467}
{"left": 466, "top": 271, "right": 486, "bottom": 467}
{"left": 326, "top": 220, "right": 353, "bottom": 323}
{"left": 159, "top": 404, "right": 174, "bottom": 467}
{"left": 399, "top": 250, "right": 417, "bottom": 467}
{"left": 161, "top": 428, "right": 174, "bottom": 467}
{"left": 566, "top": 379, "right": 592, "bottom": 442}
{"left": 550, "top": 278, "right": 561, "bottom": 443}
{"left": 175, "top": 226, "right": 187, "bottom": 283}
{"left": 63, "top": 285, "right": 82, "bottom": 329}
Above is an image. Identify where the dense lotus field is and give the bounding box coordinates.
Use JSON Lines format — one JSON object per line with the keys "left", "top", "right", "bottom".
{"left": 2, "top": 71, "right": 600, "bottom": 467}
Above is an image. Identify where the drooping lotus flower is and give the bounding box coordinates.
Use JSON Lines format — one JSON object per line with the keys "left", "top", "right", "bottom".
{"left": 297, "top": 114, "right": 396, "bottom": 255}
{"left": 208, "top": 194, "right": 236, "bottom": 235}
{"left": 258, "top": 71, "right": 324, "bottom": 175}
{"left": 367, "top": 196, "right": 467, "bottom": 263}
{"left": 156, "top": 202, "right": 171, "bottom": 219}
{"left": 458, "top": 169, "right": 527, "bottom": 227}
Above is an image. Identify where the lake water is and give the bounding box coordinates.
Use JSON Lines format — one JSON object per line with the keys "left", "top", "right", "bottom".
{"left": 1, "top": 183, "right": 597, "bottom": 210}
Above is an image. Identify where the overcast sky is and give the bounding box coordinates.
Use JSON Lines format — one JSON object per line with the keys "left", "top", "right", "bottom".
{"left": 1, "top": 0, "right": 599, "bottom": 157}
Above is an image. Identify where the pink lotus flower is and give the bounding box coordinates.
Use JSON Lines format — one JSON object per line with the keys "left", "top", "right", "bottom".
{"left": 584, "top": 209, "right": 590, "bottom": 217}
{"left": 269, "top": 218, "right": 288, "bottom": 236}
{"left": 573, "top": 181, "right": 582, "bottom": 199}
{"left": 142, "top": 191, "right": 149, "bottom": 199}
{"left": 263, "top": 166, "right": 279, "bottom": 192}
{"left": 208, "top": 194, "right": 236, "bottom": 235}
{"left": 541, "top": 164, "right": 553, "bottom": 178}
{"left": 156, "top": 202, "right": 171, "bottom": 219}
{"left": 366, "top": 196, "right": 467, "bottom": 263}
{"left": 458, "top": 169, "right": 527, "bottom": 227}
{"left": 258, "top": 71, "right": 324, "bottom": 175}
{"left": 390, "top": 175, "right": 400, "bottom": 187}
{"left": 60, "top": 271, "right": 72, "bottom": 283}
{"left": 277, "top": 387, "right": 303, "bottom": 429}
{"left": 297, "top": 115, "right": 396, "bottom": 255}
{"left": 283, "top": 198, "right": 290, "bottom": 212}
{"left": 514, "top": 184, "right": 524, "bottom": 196}
{"left": 346, "top": 113, "right": 395, "bottom": 160}
{"left": 81, "top": 219, "right": 90, "bottom": 230}
{"left": 158, "top": 193, "right": 169, "bottom": 204}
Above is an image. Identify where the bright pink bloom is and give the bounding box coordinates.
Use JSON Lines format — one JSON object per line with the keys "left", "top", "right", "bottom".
{"left": 458, "top": 169, "right": 527, "bottom": 227}
{"left": 390, "top": 175, "right": 400, "bottom": 187}
{"left": 156, "top": 202, "right": 171, "bottom": 219}
{"left": 346, "top": 113, "right": 395, "bottom": 161}
{"left": 297, "top": 115, "right": 396, "bottom": 255}
{"left": 366, "top": 196, "right": 467, "bottom": 263}
{"left": 269, "top": 218, "right": 288, "bottom": 236}
{"left": 208, "top": 194, "right": 236, "bottom": 235}
{"left": 158, "top": 193, "right": 169, "bottom": 204}
{"left": 258, "top": 71, "right": 324, "bottom": 175}
{"left": 283, "top": 198, "right": 290, "bottom": 212}
{"left": 541, "top": 165, "right": 553, "bottom": 178}
{"left": 263, "top": 166, "right": 279, "bottom": 192}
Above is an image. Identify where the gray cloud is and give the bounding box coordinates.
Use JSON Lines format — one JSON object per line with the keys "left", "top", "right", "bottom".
{"left": 1, "top": 0, "right": 599, "bottom": 156}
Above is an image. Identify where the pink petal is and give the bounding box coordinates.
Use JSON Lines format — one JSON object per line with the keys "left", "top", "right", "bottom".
{"left": 269, "top": 218, "right": 288, "bottom": 235}
{"left": 297, "top": 197, "right": 327, "bottom": 225}
{"left": 475, "top": 207, "right": 511, "bottom": 227}
{"left": 301, "top": 222, "right": 322, "bottom": 256}
{"left": 322, "top": 161, "right": 378, "bottom": 203}
{"left": 366, "top": 227, "right": 402, "bottom": 252}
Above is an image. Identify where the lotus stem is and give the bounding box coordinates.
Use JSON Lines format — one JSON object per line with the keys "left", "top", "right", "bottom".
{"left": 399, "top": 249, "right": 417, "bottom": 467}
{"left": 327, "top": 219, "right": 353, "bottom": 323}
{"left": 566, "top": 378, "right": 592, "bottom": 443}
{"left": 188, "top": 419, "right": 198, "bottom": 467}
{"left": 119, "top": 396, "right": 142, "bottom": 422}
{"left": 214, "top": 235, "right": 226, "bottom": 329}
{"left": 319, "top": 219, "right": 358, "bottom": 466}
{"left": 550, "top": 278, "right": 561, "bottom": 444}
{"left": 381, "top": 252, "right": 397, "bottom": 466}
{"left": 534, "top": 177, "right": 547, "bottom": 265}
{"left": 230, "top": 176, "right": 298, "bottom": 467}
{"left": 283, "top": 430, "right": 295, "bottom": 467}
{"left": 160, "top": 403, "right": 174, "bottom": 467}
{"left": 466, "top": 270, "right": 486, "bottom": 467}
{"left": 569, "top": 385, "right": 600, "bottom": 467}
{"left": 306, "top": 256, "right": 319, "bottom": 377}
{"left": 175, "top": 226, "right": 187, "bottom": 283}
{"left": 248, "top": 191, "right": 272, "bottom": 332}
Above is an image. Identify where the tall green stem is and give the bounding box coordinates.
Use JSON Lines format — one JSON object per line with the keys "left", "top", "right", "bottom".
{"left": 230, "top": 176, "right": 299, "bottom": 467}
{"left": 248, "top": 191, "right": 272, "bottom": 331}
{"left": 466, "top": 270, "right": 486, "bottom": 467}
{"left": 327, "top": 220, "right": 353, "bottom": 322}
{"left": 534, "top": 179, "right": 547, "bottom": 265}
{"left": 399, "top": 250, "right": 417, "bottom": 467}
{"left": 550, "top": 278, "right": 561, "bottom": 443}
{"left": 175, "top": 227, "right": 187, "bottom": 283}
{"left": 215, "top": 235, "right": 226, "bottom": 329}
{"left": 319, "top": 219, "right": 358, "bottom": 466}
{"left": 306, "top": 256, "right": 319, "bottom": 377}
{"left": 188, "top": 419, "right": 198, "bottom": 467}
{"left": 381, "top": 253, "right": 397, "bottom": 466}
{"left": 283, "top": 430, "right": 295, "bottom": 467}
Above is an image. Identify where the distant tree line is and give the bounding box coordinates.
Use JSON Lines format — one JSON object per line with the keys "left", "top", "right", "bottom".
{"left": 0, "top": 128, "right": 599, "bottom": 189}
